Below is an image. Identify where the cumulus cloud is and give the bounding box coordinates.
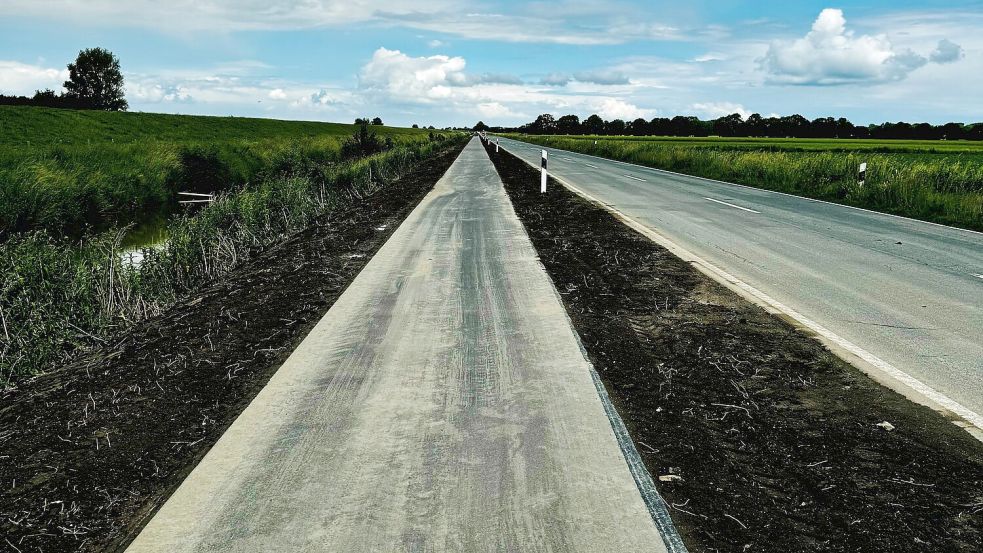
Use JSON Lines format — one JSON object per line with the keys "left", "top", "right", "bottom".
{"left": 761, "top": 8, "right": 960, "bottom": 85}
{"left": 591, "top": 98, "right": 650, "bottom": 120}
{"left": 930, "top": 39, "right": 964, "bottom": 64}
{"left": 690, "top": 102, "right": 750, "bottom": 119}
{"left": 268, "top": 88, "right": 288, "bottom": 100}
{"left": 0, "top": 60, "right": 68, "bottom": 95}
{"left": 358, "top": 47, "right": 466, "bottom": 101}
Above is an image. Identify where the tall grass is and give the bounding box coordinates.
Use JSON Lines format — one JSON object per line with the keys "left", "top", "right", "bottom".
{"left": 0, "top": 106, "right": 433, "bottom": 237}
{"left": 0, "top": 136, "right": 464, "bottom": 383}
{"left": 513, "top": 135, "right": 983, "bottom": 230}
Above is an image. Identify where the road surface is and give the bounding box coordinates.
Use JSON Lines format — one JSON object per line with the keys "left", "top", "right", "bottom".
{"left": 127, "top": 139, "right": 677, "bottom": 552}
{"left": 496, "top": 136, "right": 983, "bottom": 432}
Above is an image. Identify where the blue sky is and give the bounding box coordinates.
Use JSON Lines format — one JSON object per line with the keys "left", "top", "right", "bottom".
{"left": 1, "top": 0, "right": 980, "bottom": 127}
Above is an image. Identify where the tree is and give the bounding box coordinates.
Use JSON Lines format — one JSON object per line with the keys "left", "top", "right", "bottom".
{"left": 371, "top": 117, "right": 384, "bottom": 125}
{"left": 713, "top": 113, "right": 744, "bottom": 137}
{"left": 63, "top": 47, "right": 127, "bottom": 111}
{"left": 531, "top": 113, "right": 556, "bottom": 134}
{"left": 605, "top": 119, "right": 626, "bottom": 135}
{"left": 473, "top": 121, "right": 490, "bottom": 131}
{"left": 556, "top": 114, "right": 581, "bottom": 135}
{"left": 583, "top": 114, "right": 605, "bottom": 135}
{"left": 628, "top": 117, "right": 649, "bottom": 136}
{"left": 412, "top": 123, "right": 419, "bottom": 129}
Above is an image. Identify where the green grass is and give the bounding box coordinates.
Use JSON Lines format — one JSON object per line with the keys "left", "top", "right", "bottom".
{"left": 0, "top": 134, "right": 466, "bottom": 382}
{"left": 0, "top": 105, "right": 466, "bottom": 382}
{"left": 0, "top": 106, "right": 433, "bottom": 237}
{"left": 508, "top": 134, "right": 983, "bottom": 231}
{"left": 528, "top": 134, "right": 983, "bottom": 156}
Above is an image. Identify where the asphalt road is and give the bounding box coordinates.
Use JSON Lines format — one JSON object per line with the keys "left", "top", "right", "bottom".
{"left": 495, "top": 136, "right": 983, "bottom": 430}
{"left": 126, "top": 139, "right": 673, "bottom": 552}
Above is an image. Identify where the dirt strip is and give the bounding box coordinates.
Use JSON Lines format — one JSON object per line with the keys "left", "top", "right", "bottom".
{"left": 484, "top": 141, "right": 983, "bottom": 553}
{"left": 0, "top": 141, "right": 466, "bottom": 553}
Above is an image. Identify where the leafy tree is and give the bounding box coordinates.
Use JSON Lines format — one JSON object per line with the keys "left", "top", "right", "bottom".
{"left": 371, "top": 116, "right": 384, "bottom": 125}
{"left": 712, "top": 113, "right": 744, "bottom": 137}
{"left": 628, "top": 117, "right": 649, "bottom": 136}
{"left": 531, "top": 113, "right": 556, "bottom": 134}
{"left": 556, "top": 114, "right": 581, "bottom": 135}
{"left": 412, "top": 124, "right": 419, "bottom": 129}
{"left": 583, "top": 114, "right": 605, "bottom": 135}
{"left": 63, "top": 47, "right": 128, "bottom": 111}
{"left": 473, "top": 121, "right": 490, "bottom": 131}
{"left": 605, "top": 119, "right": 626, "bottom": 135}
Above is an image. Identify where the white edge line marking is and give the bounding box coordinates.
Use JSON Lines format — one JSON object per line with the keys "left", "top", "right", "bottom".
{"left": 497, "top": 141, "right": 983, "bottom": 440}
{"left": 585, "top": 163, "right": 599, "bottom": 168}
{"left": 973, "top": 274, "right": 983, "bottom": 279}
{"left": 704, "top": 197, "right": 760, "bottom": 214}
{"left": 493, "top": 136, "right": 983, "bottom": 238}
{"left": 623, "top": 174, "right": 646, "bottom": 182}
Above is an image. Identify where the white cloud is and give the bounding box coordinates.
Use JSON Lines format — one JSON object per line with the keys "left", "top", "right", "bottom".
{"left": 540, "top": 73, "right": 572, "bottom": 86}
{"left": 930, "top": 39, "right": 964, "bottom": 63}
{"left": 268, "top": 88, "right": 287, "bottom": 100}
{"left": 690, "top": 102, "right": 750, "bottom": 119}
{"left": 760, "top": 8, "right": 960, "bottom": 85}
{"left": 1, "top": 1, "right": 713, "bottom": 45}
{"left": 0, "top": 60, "right": 67, "bottom": 95}
{"left": 590, "top": 98, "right": 651, "bottom": 121}
{"left": 358, "top": 47, "right": 468, "bottom": 102}
{"left": 573, "top": 70, "right": 630, "bottom": 85}
{"left": 692, "top": 53, "right": 726, "bottom": 63}
{"left": 427, "top": 39, "right": 446, "bottom": 48}
{"left": 476, "top": 102, "right": 518, "bottom": 119}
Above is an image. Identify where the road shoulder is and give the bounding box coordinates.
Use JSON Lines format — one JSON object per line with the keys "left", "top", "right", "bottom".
{"left": 485, "top": 140, "right": 983, "bottom": 553}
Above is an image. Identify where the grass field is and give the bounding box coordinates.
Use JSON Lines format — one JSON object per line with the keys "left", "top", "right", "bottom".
{"left": 0, "top": 106, "right": 465, "bottom": 382}
{"left": 0, "top": 106, "right": 434, "bottom": 237}
{"left": 507, "top": 134, "right": 983, "bottom": 230}
{"left": 531, "top": 134, "right": 983, "bottom": 156}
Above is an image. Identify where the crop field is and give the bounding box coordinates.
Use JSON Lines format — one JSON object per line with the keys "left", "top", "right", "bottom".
{"left": 0, "top": 106, "right": 464, "bottom": 382}
{"left": 0, "top": 106, "right": 434, "bottom": 237}
{"left": 508, "top": 134, "right": 983, "bottom": 230}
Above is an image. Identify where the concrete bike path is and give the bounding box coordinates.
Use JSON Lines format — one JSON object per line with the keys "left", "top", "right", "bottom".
{"left": 127, "top": 138, "right": 673, "bottom": 552}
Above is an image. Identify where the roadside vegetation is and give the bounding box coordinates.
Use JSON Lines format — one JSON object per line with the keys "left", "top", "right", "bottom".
{"left": 0, "top": 106, "right": 463, "bottom": 383}
{"left": 508, "top": 134, "right": 983, "bottom": 231}
{"left": 0, "top": 106, "right": 436, "bottom": 237}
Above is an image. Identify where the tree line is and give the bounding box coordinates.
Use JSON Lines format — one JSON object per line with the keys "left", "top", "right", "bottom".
{"left": 1, "top": 47, "right": 128, "bottom": 111}
{"left": 478, "top": 113, "right": 983, "bottom": 141}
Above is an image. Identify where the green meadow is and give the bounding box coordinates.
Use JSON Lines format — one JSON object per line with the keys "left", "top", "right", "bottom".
{"left": 0, "top": 106, "right": 463, "bottom": 381}
{"left": 0, "top": 106, "right": 433, "bottom": 237}
{"left": 508, "top": 134, "right": 983, "bottom": 230}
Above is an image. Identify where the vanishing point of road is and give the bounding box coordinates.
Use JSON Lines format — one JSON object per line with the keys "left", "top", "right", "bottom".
{"left": 126, "top": 139, "right": 681, "bottom": 552}
{"left": 497, "top": 136, "right": 983, "bottom": 433}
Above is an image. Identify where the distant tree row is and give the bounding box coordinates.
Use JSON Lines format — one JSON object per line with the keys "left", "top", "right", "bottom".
{"left": 0, "top": 47, "right": 127, "bottom": 111}
{"left": 483, "top": 113, "right": 983, "bottom": 141}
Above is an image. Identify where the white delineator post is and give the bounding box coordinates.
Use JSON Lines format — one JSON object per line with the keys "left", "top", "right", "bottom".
{"left": 540, "top": 149, "right": 548, "bottom": 193}
{"left": 496, "top": 139, "right": 499, "bottom": 153}
{"left": 859, "top": 162, "right": 867, "bottom": 187}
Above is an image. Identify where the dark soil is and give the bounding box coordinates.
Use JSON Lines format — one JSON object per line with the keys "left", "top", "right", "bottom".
{"left": 0, "top": 141, "right": 466, "bottom": 553}
{"left": 484, "top": 141, "right": 983, "bottom": 553}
